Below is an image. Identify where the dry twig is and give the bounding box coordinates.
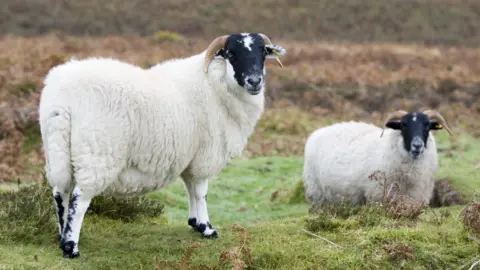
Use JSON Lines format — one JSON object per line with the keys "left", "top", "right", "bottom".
{"left": 300, "top": 229, "right": 343, "bottom": 249}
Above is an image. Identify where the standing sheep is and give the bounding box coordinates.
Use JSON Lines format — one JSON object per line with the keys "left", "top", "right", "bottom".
{"left": 38, "top": 33, "right": 287, "bottom": 258}
{"left": 302, "top": 110, "right": 453, "bottom": 207}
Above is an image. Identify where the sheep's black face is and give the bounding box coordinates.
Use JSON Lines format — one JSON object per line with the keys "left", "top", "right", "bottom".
{"left": 385, "top": 112, "right": 443, "bottom": 159}
{"left": 215, "top": 33, "right": 286, "bottom": 95}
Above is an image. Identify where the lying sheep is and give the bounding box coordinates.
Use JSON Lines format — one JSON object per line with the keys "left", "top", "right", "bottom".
{"left": 38, "top": 32, "right": 286, "bottom": 258}
{"left": 302, "top": 110, "right": 453, "bottom": 207}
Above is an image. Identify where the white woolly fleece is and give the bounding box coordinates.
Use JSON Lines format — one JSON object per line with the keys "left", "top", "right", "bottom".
{"left": 39, "top": 51, "right": 265, "bottom": 197}
{"left": 302, "top": 121, "right": 438, "bottom": 205}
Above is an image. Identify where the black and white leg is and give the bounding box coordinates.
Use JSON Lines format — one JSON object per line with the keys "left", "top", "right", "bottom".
{"left": 60, "top": 186, "right": 93, "bottom": 258}
{"left": 193, "top": 179, "right": 217, "bottom": 238}
{"left": 182, "top": 177, "right": 218, "bottom": 238}
{"left": 184, "top": 180, "right": 198, "bottom": 231}
{"left": 52, "top": 187, "right": 70, "bottom": 246}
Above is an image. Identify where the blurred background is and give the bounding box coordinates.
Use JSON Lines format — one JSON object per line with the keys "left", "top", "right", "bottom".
{"left": 0, "top": 0, "right": 479, "bottom": 184}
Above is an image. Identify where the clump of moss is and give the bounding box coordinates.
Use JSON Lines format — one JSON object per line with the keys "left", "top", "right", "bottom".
{"left": 305, "top": 201, "right": 384, "bottom": 233}
{"left": 288, "top": 180, "right": 306, "bottom": 204}
{"left": 0, "top": 180, "right": 164, "bottom": 244}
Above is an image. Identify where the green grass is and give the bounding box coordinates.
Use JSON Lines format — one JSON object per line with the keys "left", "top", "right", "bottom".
{"left": 435, "top": 131, "right": 480, "bottom": 200}
{"left": 0, "top": 134, "right": 479, "bottom": 269}
{"left": 147, "top": 156, "right": 307, "bottom": 225}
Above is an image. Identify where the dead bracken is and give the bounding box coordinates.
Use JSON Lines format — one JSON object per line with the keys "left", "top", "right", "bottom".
{"left": 384, "top": 242, "right": 415, "bottom": 263}
{"left": 461, "top": 200, "right": 480, "bottom": 234}
{"left": 429, "top": 178, "right": 467, "bottom": 208}
{"left": 385, "top": 195, "right": 425, "bottom": 220}
{"left": 1, "top": 33, "right": 480, "bottom": 182}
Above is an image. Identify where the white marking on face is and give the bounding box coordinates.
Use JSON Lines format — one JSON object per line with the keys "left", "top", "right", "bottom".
{"left": 242, "top": 35, "right": 253, "bottom": 51}
{"left": 412, "top": 113, "right": 417, "bottom": 121}
{"left": 241, "top": 32, "right": 250, "bottom": 36}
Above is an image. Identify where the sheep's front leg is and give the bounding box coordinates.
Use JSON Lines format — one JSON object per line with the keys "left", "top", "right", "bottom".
{"left": 60, "top": 186, "right": 92, "bottom": 258}
{"left": 183, "top": 180, "right": 198, "bottom": 230}
{"left": 194, "top": 179, "right": 217, "bottom": 238}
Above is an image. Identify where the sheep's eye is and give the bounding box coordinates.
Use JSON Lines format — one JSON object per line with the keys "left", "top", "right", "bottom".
{"left": 226, "top": 52, "right": 235, "bottom": 60}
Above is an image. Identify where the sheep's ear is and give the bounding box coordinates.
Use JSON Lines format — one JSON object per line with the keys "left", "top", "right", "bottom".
{"left": 385, "top": 121, "right": 402, "bottom": 130}
{"left": 265, "top": 45, "right": 287, "bottom": 59}
{"left": 215, "top": 48, "right": 226, "bottom": 58}
{"left": 429, "top": 121, "right": 443, "bottom": 130}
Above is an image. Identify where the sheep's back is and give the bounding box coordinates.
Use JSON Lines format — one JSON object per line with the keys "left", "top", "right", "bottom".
{"left": 303, "top": 121, "right": 387, "bottom": 203}
{"left": 42, "top": 57, "right": 200, "bottom": 182}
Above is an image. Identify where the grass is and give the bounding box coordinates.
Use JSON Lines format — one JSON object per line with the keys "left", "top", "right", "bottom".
{"left": 147, "top": 156, "right": 306, "bottom": 225}
{"left": 0, "top": 131, "right": 479, "bottom": 269}
{"left": 435, "top": 132, "right": 480, "bottom": 200}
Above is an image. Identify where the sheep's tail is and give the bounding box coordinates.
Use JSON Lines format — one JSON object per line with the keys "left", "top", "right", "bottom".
{"left": 39, "top": 100, "right": 73, "bottom": 193}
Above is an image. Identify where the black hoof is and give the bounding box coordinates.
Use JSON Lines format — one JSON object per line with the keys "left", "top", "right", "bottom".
{"left": 196, "top": 222, "right": 218, "bottom": 238}
{"left": 61, "top": 240, "right": 79, "bottom": 259}
{"left": 202, "top": 230, "right": 218, "bottom": 238}
{"left": 63, "top": 251, "right": 80, "bottom": 259}
{"left": 188, "top": 217, "right": 198, "bottom": 231}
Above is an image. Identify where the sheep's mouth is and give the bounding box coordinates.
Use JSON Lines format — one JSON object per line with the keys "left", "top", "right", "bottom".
{"left": 409, "top": 150, "right": 423, "bottom": 159}
{"left": 246, "top": 88, "right": 262, "bottom": 95}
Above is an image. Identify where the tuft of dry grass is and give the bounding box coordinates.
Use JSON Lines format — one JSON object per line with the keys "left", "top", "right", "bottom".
{"left": 150, "top": 224, "right": 252, "bottom": 270}
{"left": 176, "top": 242, "right": 203, "bottom": 270}
{"left": 219, "top": 224, "right": 252, "bottom": 270}
{"left": 430, "top": 177, "right": 467, "bottom": 207}
{"left": 461, "top": 198, "right": 480, "bottom": 235}
{"left": 383, "top": 242, "right": 415, "bottom": 264}
{"left": 384, "top": 195, "right": 425, "bottom": 220}
{"left": 368, "top": 170, "right": 426, "bottom": 220}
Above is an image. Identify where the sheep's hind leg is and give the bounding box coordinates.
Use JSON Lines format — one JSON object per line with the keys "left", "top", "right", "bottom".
{"left": 52, "top": 187, "right": 71, "bottom": 247}
{"left": 193, "top": 178, "right": 217, "bottom": 238}
{"left": 60, "top": 186, "right": 93, "bottom": 258}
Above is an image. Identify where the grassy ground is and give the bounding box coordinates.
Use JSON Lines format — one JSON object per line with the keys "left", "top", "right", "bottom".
{"left": 1, "top": 132, "right": 479, "bottom": 269}
{"left": 1, "top": 2, "right": 480, "bottom": 267}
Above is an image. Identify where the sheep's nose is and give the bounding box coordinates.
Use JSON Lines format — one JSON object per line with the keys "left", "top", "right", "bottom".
{"left": 412, "top": 142, "right": 423, "bottom": 149}
{"left": 247, "top": 77, "right": 261, "bottom": 87}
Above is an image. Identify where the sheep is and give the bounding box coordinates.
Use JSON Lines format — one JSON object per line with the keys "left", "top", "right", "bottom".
{"left": 38, "top": 32, "right": 287, "bottom": 258}
{"left": 302, "top": 110, "right": 453, "bottom": 207}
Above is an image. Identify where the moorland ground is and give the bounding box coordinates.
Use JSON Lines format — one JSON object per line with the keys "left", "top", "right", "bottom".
{"left": 1, "top": 1, "right": 480, "bottom": 269}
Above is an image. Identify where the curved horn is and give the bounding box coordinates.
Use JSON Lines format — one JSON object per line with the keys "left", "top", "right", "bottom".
{"left": 423, "top": 110, "right": 453, "bottom": 135}
{"left": 258, "top": 33, "right": 284, "bottom": 68}
{"left": 204, "top": 35, "right": 229, "bottom": 73}
{"left": 380, "top": 110, "right": 408, "bottom": 137}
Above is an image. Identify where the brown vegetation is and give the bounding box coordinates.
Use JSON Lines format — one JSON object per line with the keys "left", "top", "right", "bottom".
{"left": 430, "top": 177, "right": 467, "bottom": 207}
{"left": 2, "top": 0, "right": 480, "bottom": 47}
{"left": 1, "top": 34, "right": 480, "bottom": 182}
{"left": 461, "top": 198, "right": 480, "bottom": 235}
